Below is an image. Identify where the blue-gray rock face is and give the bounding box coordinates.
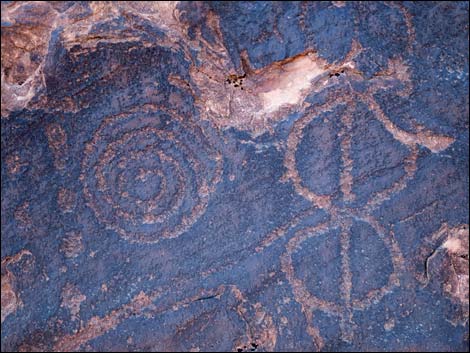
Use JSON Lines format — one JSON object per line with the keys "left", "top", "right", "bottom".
{"left": 1, "top": 1, "right": 469, "bottom": 352}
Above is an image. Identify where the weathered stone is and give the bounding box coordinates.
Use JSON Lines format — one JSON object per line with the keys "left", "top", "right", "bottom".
{"left": 1, "top": 1, "right": 468, "bottom": 352}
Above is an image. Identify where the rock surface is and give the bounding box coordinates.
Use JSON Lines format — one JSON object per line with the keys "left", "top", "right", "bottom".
{"left": 1, "top": 1, "right": 469, "bottom": 352}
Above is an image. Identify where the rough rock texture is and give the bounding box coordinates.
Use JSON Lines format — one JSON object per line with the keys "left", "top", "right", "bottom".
{"left": 1, "top": 1, "right": 469, "bottom": 352}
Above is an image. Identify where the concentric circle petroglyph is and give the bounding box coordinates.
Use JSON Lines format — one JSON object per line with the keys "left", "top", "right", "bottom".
{"left": 80, "top": 104, "right": 222, "bottom": 243}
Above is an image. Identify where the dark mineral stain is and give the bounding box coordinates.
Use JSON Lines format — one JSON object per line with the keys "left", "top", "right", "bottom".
{"left": 1, "top": 1, "right": 468, "bottom": 353}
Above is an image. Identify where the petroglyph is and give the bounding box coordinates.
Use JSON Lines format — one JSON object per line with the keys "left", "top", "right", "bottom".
{"left": 60, "top": 231, "right": 84, "bottom": 259}
{"left": 57, "top": 188, "right": 76, "bottom": 213}
{"left": 271, "top": 78, "right": 452, "bottom": 348}
{"left": 54, "top": 290, "right": 158, "bottom": 352}
{"left": 339, "top": 104, "right": 355, "bottom": 202}
{"left": 254, "top": 10, "right": 455, "bottom": 347}
{"left": 1, "top": 2, "right": 467, "bottom": 351}
{"left": 52, "top": 284, "right": 275, "bottom": 352}
{"left": 5, "top": 153, "right": 28, "bottom": 175}
{"left": 279, "top": 215, "right": 405, "bottom": 349}
{"left": 362, "top": 94, "right": 455, "bottom": 153}
{"left": 196, "top": 14, "right": 457, "bottom": 337}
{"left": 60, "top": 283, "right": 86, "bottom": 322}
{"left": 14, "top": 202, "right": 32, "bottom": 230}
{"left": 80, "top": 104, "right": 222, "bottom": 243}
{"left": 45, "top": 123, "right": 68, "bottom": 170}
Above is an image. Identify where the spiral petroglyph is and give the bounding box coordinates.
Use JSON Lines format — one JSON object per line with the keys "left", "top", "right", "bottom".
{"left": 80, "top": 104, "right": 222, "bottom": 243}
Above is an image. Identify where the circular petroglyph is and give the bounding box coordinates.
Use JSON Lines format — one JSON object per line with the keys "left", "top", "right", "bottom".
{"left": 81, "top": 104, "right": 222, "bottom": 243}
{"left": 275, "top": 73, "right": 457, "bottom": 349}
{"left": 279, "top": 92, "right": 414, "bottom": 348}
{"left": 284, "top": 92, "right": 419, "bottom": 212}
{"left": 281, "top": 216, "right": 404, "bottom": 347}
{"left": 267, "top": 79, "right": 454, "bottom": 349}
